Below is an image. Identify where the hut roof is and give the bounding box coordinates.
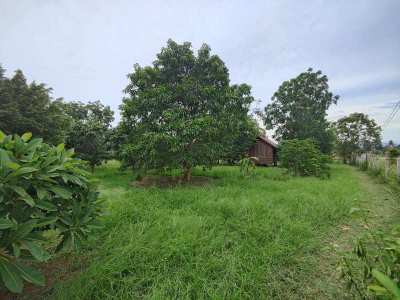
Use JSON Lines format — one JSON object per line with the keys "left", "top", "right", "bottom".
{"left": 257, "top": 135, "right": 278, "bottom": 148}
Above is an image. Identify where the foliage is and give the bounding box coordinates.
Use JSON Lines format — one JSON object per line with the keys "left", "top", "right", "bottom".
{"left": 63, "top": 101, "right": 114, "bottom": 171}
{"left": 387, "top": 148, "right": 400, "bottom": 161}
{"left": 239, "top": 156, "right": 257, "bottom": 177}
{"left": 335, "top": 113, "right": 382, "bottom": 163}
{"left": 340, "top": 210, "right": 400, "bottom": 299}
{"left": 0, "top": 131, "right": 101, "bottom": 293}
{"left": 279, "top": 139, "right": 330, "bottom": 177}
{"left": 263, "top": 68, "right": 339, "bottom": 154}
{"left": 0, "top": 66, "right": 70, "bottom": 145}
{"left": 223, "top": 118, "right": 260, "bottom": 164}
{"left": 119, "top": 39, "right": 258, "bottom": 181}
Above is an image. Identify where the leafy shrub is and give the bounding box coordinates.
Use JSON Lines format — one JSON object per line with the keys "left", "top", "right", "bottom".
{"left": 0, "top": 131, "right": 101, "bottom": 293}
{"left": 279, "top": 139, "right": 330, "bottom": 177}
{"left": 388, "top": 148, "right": 400, "bottom": 165}
{"left": 239, "top": 156, "right": 257, "bottom": 177}
{"left": 340, "top": 210, "right": 400, "bottom": 299}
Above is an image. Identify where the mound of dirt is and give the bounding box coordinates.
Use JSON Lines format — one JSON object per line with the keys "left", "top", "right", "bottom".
{"left": 131, "top": 175, "right": 213, "bottom": 188}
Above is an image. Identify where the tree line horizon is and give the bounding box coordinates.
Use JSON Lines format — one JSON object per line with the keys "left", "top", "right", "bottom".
{"left": 0, "top": 39, "right": 384, "bottom": 178}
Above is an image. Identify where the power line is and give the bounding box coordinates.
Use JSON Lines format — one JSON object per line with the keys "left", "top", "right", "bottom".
{"left": 382, "top": 100, "right": 400, "bottom": 129}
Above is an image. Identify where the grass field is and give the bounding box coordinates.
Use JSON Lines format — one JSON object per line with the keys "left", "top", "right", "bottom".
{"left": 46, "top": 162, "right": 395, "bottom": 299}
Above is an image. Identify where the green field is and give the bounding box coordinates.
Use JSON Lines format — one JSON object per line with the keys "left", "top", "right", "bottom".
{"left": 47, "top": 162, "right": 397, "bottom": 299}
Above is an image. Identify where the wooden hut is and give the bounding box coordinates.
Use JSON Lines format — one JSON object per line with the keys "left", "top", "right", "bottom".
{"left": 248, "top": 135, "right": 278, "bottom": 166}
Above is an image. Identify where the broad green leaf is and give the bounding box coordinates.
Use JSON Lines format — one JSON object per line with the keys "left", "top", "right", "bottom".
{"left": 12, "top": 243, "right": 21, "bottom": 258}
{"left": 36, "top": 187, "right": 49, "bottom": 200}
{"left": 49, "top": 186, "right": 72, "bottom": 199}
{"left": 34, "top": 216, "right": 58, "bottom": 227}
{"left": 6, "top": 162, "right": 20, "bottom": 170}
{"left": 57, "top": 233, "right": 74, "bottom": 252}
{"left": 21, "top": 240, "right": 50, "bottom": 262}
{"left": 10, "top": 167, "right": 38, "bottom": 178}
{"left": 368, "top": 284, "right": 390, "bottom": 296}
{"left": 0, "top": 130, "right": 5, "bottom": 143}
{"left": 10, "top": 186, "right": 35, "bottom": 207}
{"left": 26, "top": 138, "right": 42, "bottom": 152}
{"left": 14, "top": 221, "right": 36, "bottom": 239}
{"left": 0, "top": 218, "right": 14, "bottom": 229}
{"left": 42, "top": 156, "right": 59, "bottom": 168}
{"left": 21, "top": 132, "right": 32, "bottom": 142}
{"left": 0, "top": 149, "right": 11, "bottom": 167}
{"left": 0, "top": 261, "right": 23, "bottom": 293}
{"left": 56, "top": 143, "right": 65, "bottom": 152}
{"left": 14, "top": 262, "right": 45, "bottom": 286}
{"left": 371, "top": 269, "right": 400, "bottom": 298}
{"left": 36, "top": 200, "right": 58, "bottom": 211}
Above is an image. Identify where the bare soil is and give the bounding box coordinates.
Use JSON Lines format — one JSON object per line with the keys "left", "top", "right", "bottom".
{"left": 0, "top": 254, "right": 85, "bottom": 300}
{"left": 131, "top": 175, "right": 214, "bottom": 188}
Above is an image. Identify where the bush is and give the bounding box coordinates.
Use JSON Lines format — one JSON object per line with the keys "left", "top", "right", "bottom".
{"left": 388, "top": 148, "right": 400, "bottom": 165}
{"left": 239, "top": 156, "right": 257, "bottom": 177}
{"left": 279, "top": 139, "right": 330, "bottom": 177}
{"left": 0, "top": 131, "right": 101, "bottom": 293}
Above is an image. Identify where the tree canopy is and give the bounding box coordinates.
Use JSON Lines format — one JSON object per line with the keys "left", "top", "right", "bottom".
{"left": 63, "top": 100, "right": 114, "bottom": 171}
{"left": 263, "top": 68, "right": 339, "bottom": 154}
{"left": 0, "top": 66, "right": 69, "bottom": 144}
{"left": 334, "top": 112, "right": 382, "bottom": 162}
{"left": 119, "top": 39, "right": 259, "bottom": 181}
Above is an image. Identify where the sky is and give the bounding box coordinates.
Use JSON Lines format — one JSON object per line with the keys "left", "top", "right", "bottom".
{"left": 1, "top": 0, "right": 399, "bottom": 142}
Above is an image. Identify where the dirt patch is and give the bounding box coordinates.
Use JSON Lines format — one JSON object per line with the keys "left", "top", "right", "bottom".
{"left": 0, "top": 254, "right": 86, "bottom": 300}
{"left": 131, "top": 175, "right": 214, "bottom": 188}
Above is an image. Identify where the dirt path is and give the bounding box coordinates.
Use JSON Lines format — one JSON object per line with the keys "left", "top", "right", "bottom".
{"left": 302, "top": 168, "right": 400, "bottom": 299}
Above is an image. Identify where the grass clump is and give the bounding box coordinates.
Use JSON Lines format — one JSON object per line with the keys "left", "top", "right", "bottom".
{"left": 51, "top": 162, "right": 366, "bottom": 299}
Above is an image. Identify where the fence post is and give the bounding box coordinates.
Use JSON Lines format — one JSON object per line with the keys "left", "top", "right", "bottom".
{"left": 397, "top": 157, "right": 400, "bottom": 179}
{"left": 385, "top": 157, "right": 390, "bottom": 179}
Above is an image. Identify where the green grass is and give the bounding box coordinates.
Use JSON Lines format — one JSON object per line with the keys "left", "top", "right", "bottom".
{"left": 51, "top": 162, "right": 367, "bottom": 299}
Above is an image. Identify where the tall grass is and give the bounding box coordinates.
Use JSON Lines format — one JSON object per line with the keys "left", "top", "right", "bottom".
{"left": 51, "top": 162, "right": 365, "bottom": 299}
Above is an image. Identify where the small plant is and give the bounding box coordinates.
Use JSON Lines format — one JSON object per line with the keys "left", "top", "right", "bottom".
{"left": 387, "top": 148, "right": 400, "bottom": 165}
{"left": 239, "top": 156, "right": 257, "bottom": 177}
{"left": 339, "top": 209, "right": 400, "bottom": 299}
{"left": 279, "top": 139, "right": 330, "bottom": 177}
{"left": 0, "top": 131, "right": 101, "bottom": 293}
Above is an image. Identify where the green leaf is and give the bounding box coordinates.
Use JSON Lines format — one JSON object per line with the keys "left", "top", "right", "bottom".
{"left": 36, "top": 199, "right": 57, "bottom": 211}
{"left": 368, "top": 284, "right": 390, "bottom": 296}
{"left": 10, "top": 186, "right": 35, "bottom": 207}
{"left": 0, "top": 218, "right": 14, "bottom": 229}
{"left": 0, "top": 130, "right": 5, "bottom": 143}
{"left": 57, "top": 233, "right": 74, "bottom": 252}
{"left": 34, "top": 216, "right": 58, "bottom": 227}
{"left": 12, "top": 243, "right": 21, "bottom": 258}
{"left": 14, "top": 262, "right": 45, "bottom": 286}
{"left": 36, "top": 187, "right": 50, "bottom": 200}
{"left": 21, "top": 240, "right": 50, "bottom": 262}
{"left": 14, "top": 221, "right": 36, "bottom": 240}
{"left": 6, "top": 162, "right": 20, "bottom": 170}
{"left": 49, "top": 186, "right": 72, "bottom": 199}
{"left": 0, "top": 261, "right": 23, "bottom": 293}
{"left": 21, "top": 132, "right": 32, "bottom": 142}
{"left": 0, "top": 149, "right": 11, "bottom": 167}
{"left": 56, "top": 143, "right": 65, "bottom": 152}
{"left": 371, "top": 269, "right": 400, "bottom": 298}
{"left": 10, "top": 167, "right": 38, "bottom": 178}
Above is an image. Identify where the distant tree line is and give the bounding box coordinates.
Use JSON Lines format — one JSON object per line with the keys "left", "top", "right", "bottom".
{"left": 0, "top": 65, "right": 114, "bottom": 171}
{"left": 0, "top": 39, "right": 386, "bottom": 178}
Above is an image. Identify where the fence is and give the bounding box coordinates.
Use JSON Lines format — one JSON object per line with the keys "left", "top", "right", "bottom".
{"left": 352, "top": 153, "right": 400, "bottom": 183}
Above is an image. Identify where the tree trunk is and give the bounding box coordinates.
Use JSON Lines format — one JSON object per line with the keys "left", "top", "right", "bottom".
{"left": 182, "top": 164, "right": 192, "bottom": 183}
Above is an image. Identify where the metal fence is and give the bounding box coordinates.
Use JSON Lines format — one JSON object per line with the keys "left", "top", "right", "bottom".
{"left": 352, "top": 153, "right": 400, "bottom": 181}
